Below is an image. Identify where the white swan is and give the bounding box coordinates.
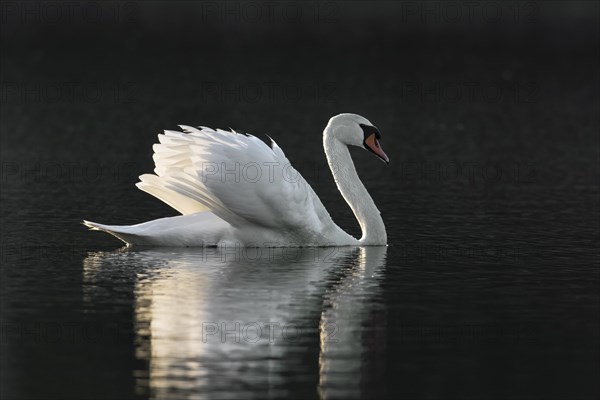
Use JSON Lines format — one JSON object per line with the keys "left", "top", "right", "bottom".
{"left": 83, "top": 113, "right": 389, "bottom": 247}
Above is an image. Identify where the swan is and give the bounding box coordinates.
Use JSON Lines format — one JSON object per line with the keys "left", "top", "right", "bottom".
{"left": 83, "top": 113, "right": 389, "bottom": 247}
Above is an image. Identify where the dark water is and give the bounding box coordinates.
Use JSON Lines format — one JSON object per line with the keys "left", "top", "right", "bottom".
{"left": 1, "top": 2, "right": 599, "bottom": 399}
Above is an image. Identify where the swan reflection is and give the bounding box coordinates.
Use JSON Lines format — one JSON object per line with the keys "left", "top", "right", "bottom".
{"left": 83, "top": 246, "right": 387, "bottom": 399}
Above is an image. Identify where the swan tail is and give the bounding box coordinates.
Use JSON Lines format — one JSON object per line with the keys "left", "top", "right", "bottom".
{"left": 83, "top": 212, "right": 229, "bottom": 247}
{"left": 83, "top": 220, "right": 144, "bottom": 246}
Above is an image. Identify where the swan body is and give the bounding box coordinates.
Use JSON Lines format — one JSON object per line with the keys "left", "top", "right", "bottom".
{"left": 84, "top": 113, "right": 389, "bottom": 247}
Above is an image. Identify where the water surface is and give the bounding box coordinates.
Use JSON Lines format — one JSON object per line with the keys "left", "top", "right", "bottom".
{"left": 1, "top": 4, "right": 599, "bottom": 399}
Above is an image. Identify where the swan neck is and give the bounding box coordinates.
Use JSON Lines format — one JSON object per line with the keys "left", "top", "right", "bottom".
{"left": 323, "top": 129, "right": 387, "bottom": 245}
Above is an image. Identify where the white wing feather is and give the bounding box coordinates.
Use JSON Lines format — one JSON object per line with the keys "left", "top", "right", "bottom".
{"left": 136, "top": 126, "right": 337, "bottom": 236}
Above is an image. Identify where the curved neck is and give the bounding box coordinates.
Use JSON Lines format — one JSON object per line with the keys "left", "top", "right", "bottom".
{"left": 323, "top": 127, "right": 387, "bottom": 245}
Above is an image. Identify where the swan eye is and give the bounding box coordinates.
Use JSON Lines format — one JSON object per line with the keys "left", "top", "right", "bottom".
{"left": 359, "top": 123, "right": 381, "bottom": 140}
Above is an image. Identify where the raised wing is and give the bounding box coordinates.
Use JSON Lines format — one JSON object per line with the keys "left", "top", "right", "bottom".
{"left": 137, "top": 126, "right": 334, "bottom": 233}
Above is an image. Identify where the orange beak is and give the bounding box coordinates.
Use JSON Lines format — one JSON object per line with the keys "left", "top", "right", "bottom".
{"left": 364, "top": 133, "right": 389, "bottom": 164}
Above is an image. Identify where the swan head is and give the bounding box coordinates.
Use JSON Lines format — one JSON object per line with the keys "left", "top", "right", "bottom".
{"left": 326, "top": 113, "right": 389, "bottom": 163}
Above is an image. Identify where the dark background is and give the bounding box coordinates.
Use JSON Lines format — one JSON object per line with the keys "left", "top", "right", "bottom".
{"left": 1, "top": 0, "right": 598, "bottom": 244}
{"left": 1, "top": 1, "right": 599, "bottom": 399}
